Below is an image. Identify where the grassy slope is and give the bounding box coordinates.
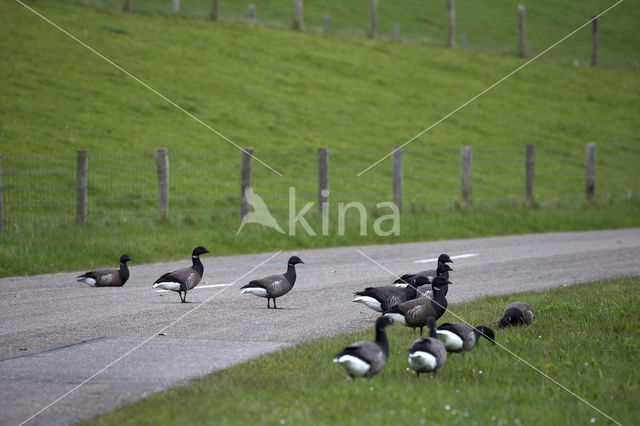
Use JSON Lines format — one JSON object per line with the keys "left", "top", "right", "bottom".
{"left": 1, "top": 0, "right": 639, "bottom": 276}
{"left": 87, "top": 277, "right": 640, "bottom": 425}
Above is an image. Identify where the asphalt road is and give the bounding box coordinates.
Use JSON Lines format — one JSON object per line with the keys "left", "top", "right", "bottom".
{"left": 2, "top": 229, "right": 640, "bottom": 425}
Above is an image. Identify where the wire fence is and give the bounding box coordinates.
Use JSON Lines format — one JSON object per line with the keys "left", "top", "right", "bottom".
{"left": 1, "top": 144, "right": 638, "bottom": 230}
{"left": 61, "top": 0, "right": 638, "bottom": 68}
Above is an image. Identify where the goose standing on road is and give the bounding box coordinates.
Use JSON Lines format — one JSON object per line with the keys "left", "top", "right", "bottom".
{"left": 352, "top": 282, "right": 419, "bottom": 313}
{"left": 393, "top": 253, "right": 453, "bottom": 287}
{"left": 240, "top": 256, "right": 304, "bottom": 309}
{"left": 77, "top": 254, "right": 133, "bottom": 287}
{"left": 384, "top": 276, "right": 452, "bottom": 335}
{"left": 334, "top": 316, "right": 394, "bottom": 380}
{"left": 499, "top": 302, "right": 534, "bottom": 327}
{"left": 152, "top": 246, "right": 210, "bottom": 303}
{"left": 436, "top": 322, "right": 495, "bottom": 353}
{"left": 408, "top": 317, "right": 447, "bottom": 377}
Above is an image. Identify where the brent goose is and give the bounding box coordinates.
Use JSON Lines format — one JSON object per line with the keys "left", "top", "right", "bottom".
{"left": 408, "top": 317, "right": 447, "bottom": 377}
{"left": 499, "top": 302, "right": 534, "bottom": 327}
{"left": 436, "top": 322, "right": 495, "bottom": 353}
{"left": 394, "top": 253, "right": 453, "bottom": 287}
{"left": 415, "top": 263, "right": 453, "bottom": 298}
{"left": 152, "top": 246, "right": 210, "bottom": 303}
{"left": 352, "top": 282, "right": 419, "bottom": 312}
{"left": 240, "top": 256, "right": 304, "bottom": 309}
{"left": 76, "top": 254, "right": 132, "bottom": 287}
{"left": 384, "top": 276, "right": 452, "bottom": 335}
{"left": 334, "top": 316, "right": 394, "bottom": 379}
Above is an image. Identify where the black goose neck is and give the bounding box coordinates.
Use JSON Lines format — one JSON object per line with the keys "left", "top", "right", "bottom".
{"left": 431, "top": 285, "right": 449, "bottom": 316}
{"left": 404, "top": 284, "right": 417, "bottom": 300}
{"left": 375, "top": 325, "right": 390, "bottom": 358}
{"left": 192, "top": 256, "right": 204, "bottom": 276}
{"left": 284, "top": 263, "right": 297, "bottom": 285}
{"left": 119, "top": 261, "right": 130, "bottom": 282}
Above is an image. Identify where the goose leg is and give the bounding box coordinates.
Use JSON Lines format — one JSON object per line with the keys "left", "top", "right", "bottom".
{"left": 273, "top": 298, "right": 278, "bottom": 309}
{"left": 267, "top": 298, "right": 271, "bottom": 309}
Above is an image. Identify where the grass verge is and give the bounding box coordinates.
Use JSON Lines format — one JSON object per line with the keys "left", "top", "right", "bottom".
{"left": 87, "top": 277, "right": 640, "bottom": 425}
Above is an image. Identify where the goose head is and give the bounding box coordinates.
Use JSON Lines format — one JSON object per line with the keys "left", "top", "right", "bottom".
{"left": 192, "top": 246, "right": 211, "bottom": 257}
{"left": 288, "top": 256, "right": 304, "bottom": 266}
{"left": 431, "top": 276, "right": 452, "bottom": 291}
{"left": 376, "top": 315, "right": 394, "bottom": 329}
{"left": 119, "top": 254, "right": 133, "bottom": 263}
{"left": 438, "top": 253, "right": 453, "bottom": 264}
{"left": 436, "top": 263, "right": 453, "bottom": 275}
{"left": 499, "top": 308, "right": 525, "bottom": 328}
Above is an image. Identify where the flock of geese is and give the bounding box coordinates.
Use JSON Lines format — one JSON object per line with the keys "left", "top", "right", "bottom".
{"left": 76, "top": 248, "right": 534, "bottom": 380}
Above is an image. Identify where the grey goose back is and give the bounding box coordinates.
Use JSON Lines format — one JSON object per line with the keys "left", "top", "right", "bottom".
{"left": 152, "top": 246, "right": 210, "bottom": 303}
{"left": 240, "top": 256, "right": 304, "bottom": 309}
{"left": 77, "top": 254, "right": 132, "bottom": 287}
{"left": 393, "top": 253, "right": 453, "bottom": 287}
{"left": 352, "top": 282, "right": 419, "bottom": 312}
{"left": 334, "top": 316, "right": 394, "bottom": 380}
{"left": 436, "top": 322, "right": 495, "bottom": 353}
{"left": 499, "top": 302, "right": 534, "bottom": 327}
{"left": 408, "top": 317, "right": 447, "bottom": 377}
{"left": 384, "top": 276, "right": 452, "bottom": 335}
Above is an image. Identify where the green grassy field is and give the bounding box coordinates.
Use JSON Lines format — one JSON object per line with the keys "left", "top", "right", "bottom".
{"left": 1, "top": 0, "right": 639, "bottom": 277}
{"left": 86, "top": 277, "right": 640, "bottom": 425}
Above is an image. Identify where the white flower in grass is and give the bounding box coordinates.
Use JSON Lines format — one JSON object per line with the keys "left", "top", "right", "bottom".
{"left": 591, "top": 418, "right": 597, "bottom": 423}
{"left": 279, "top": 420, "right": 286, "bottom": 425}
{"left": 444, "top": 404, "right": 451, "bottom": 411}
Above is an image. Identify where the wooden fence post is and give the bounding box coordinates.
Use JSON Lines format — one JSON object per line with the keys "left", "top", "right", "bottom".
{"left": 317, "top": 148, "right": 329, "bottom": 214}
{"left": 76, "top": 150, "right": 89, "bottom": 225}
{"left": 293, "top": 0, "right": 304, "bottom": 31}
{"left": 392, "top": 147, "right": 402, "bottom": 212}
{"left": 518, "top": 5, "right": 526, "bottom": 57}
{"left": 392, "top": 24, "right": 400, "bottom": 40}
{"left": 123, "top": 0, "right": 131, "bottom": 12}
{"left": 591, "top": 14, "right": 598, "bottom": 67}
{"left": 172, "top": 0, "right": 180, "bottom": 13}
{"left": 369, "top": 0, "right": 377, "bottom": 39}
{"left": 525, "top": 144, "right": 535, "bottom": 203}
{"left": 323, "top": 15, "right": 331, "bottom": 31}
{"left": 586, "top": 143, "right": 596, "bottom": 202}
{"left": 240, "top": 148, "right": 253, "bottom": 218}
{"left": 211, "top": 0, "right": 219, "bottom": 20}
{"left": 248, "top": 4, "right": 256, "bottom": 19}
{"left": 0, "top": 152, "right": 3, "bottom": 233}
{"left": 156, "top": 148, "right": 169, "bottom": 220}
{"left": 461, "top": 146, "right": 472, "bottom": 205}
{"left": 447, "top": 0, "right": 455, "bottom": 48}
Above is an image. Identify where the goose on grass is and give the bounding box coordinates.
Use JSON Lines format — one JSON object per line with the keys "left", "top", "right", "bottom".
{"left": 436, "top": 322, "right": 495, "bottom": 353}
{"left": 393, "top": 253, "right": 453, "bottom": 287}
{"left": 152, "top": 246, "right": 210, "bottom": 303}
{"left": 499, "top": 302, "right": 534, "bottom": 327}
{"left": 408, "top": 317, "right": 447, "bottom": 377}
{"left": 333, "top": 316, "right": 394, "bottom": 380}
{"left": 384, "top": 276, "right": 452, "bottom": 335}
{"left": 240, "top": 256, "right": 304, "bottom": 309}
{"left": 352, "top": 282, "right": 419, "bottom": 313}
{"left": 77, "top": 254, "right": 133, "bottom": 287}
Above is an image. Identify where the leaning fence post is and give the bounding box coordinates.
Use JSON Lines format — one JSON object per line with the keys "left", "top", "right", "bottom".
{"left": 172, "top": 0, "right": 180, "bottom": 13}
{"left": 369, "top": 0, "right": 377, "bottom": 39}
{"left": 591, "top": 14, "right": 598, "bottom": 67}
{"left": 0, "top": 152, "right": 3, "bottom": 233}
{"left": 248, "top": 4, "right": 256, "bottom": 19}
{"left": 317, "top": 148, "right": 329, "bottom": 214}
{"left": 123, "top": 0, "right": 131, "bottom": 12}
{"left": 240, "top": 148, "right": 253, "bottom": 219}
{"left": 211, "top": 0, "right": 219, "bottom": 20}
{"left": 447, "top": 0, "right": 455, "bottom": 48}
{"left": 518, "top": 5, "right": 526, "bottom": 57}
{"left": 293, "top": 0, "right": 304, "bottom": 31}
{"left": 392, "top": 147, "right": 402, "bottom": 212}
{"left": 525, "top": 144, "right": 535, "bottom": 203}
{"left": 461, "top": 146, "right": 473, "bottom": 205}
{"left": 586, "top": 143, "right": 596, "bottom": 202}
{"left": 156, "top": 148, "right": 169, "bottom": 220}
{"left": 76, "top": 150, "right": 89, "bottom": 225}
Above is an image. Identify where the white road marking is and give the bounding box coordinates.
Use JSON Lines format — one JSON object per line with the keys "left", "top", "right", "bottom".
{"left": 154, "top": 283, "right": 232, "bottom": 293}
{"left": 413, "top": 253, "right": 478, "bottom": 264}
